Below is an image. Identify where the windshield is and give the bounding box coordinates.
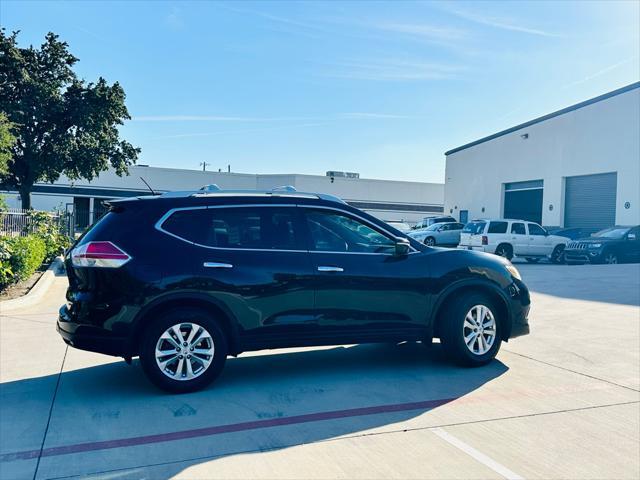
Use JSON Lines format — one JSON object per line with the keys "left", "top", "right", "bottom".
{"left": 462, "top": 221, "right": 486, "bottom": 234}
{"left": 592, "top": 227, "right": 630, "bottom": 239}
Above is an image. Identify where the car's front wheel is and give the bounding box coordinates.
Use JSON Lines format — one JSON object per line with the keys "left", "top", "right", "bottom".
{"left": 140, "top": 308, "right": 228, "bottom": 393}
{"left": 440, "top": 293, "right": 502, "bottom": 367}
{"left": 550, "top": 245, "right": 565, "bottom": 264}
{"left": 602, "top": 252, "right": 618, "bottom": 264}
{"left": 424, "top": 237, "right": 436, "bottom": 246}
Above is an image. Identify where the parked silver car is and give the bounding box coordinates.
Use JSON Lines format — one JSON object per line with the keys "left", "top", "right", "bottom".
{"left": 409, "top": 222, "right": 465, "bottom": 246}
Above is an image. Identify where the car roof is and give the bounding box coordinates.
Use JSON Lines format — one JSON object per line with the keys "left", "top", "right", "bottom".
{"left": 107, "top": 186, "right": 347, "bottom": 206}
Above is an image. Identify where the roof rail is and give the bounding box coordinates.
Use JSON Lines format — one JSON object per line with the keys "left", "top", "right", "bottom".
{"left": 200, "top": 184, "right": 221, "bottom": 192}
{"left": 271, "top": 185, "right": 297, "bottom": 192}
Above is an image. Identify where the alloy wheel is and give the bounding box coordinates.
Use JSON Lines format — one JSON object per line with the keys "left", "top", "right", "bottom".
{"left": 604, "top": 253, "right": 618, "bottom": 264}
{"left": 155, "top": 322, "right": 214, "bottom": 381}
{"left": 425, "top": 238, "right": 435, "bottom": 246}
{"left": 462, "top": 305, "right": 496, "bottom": 355}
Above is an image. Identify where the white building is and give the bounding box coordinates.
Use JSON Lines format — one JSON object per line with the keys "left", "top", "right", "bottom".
{"left": 444, "top": 82, "right": 640, "bottom": 228}
{"left": 2, "top": 167, "right": 444, "bottom": 227}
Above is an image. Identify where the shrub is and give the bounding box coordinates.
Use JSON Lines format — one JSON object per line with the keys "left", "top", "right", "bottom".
{"left": 0, "top": 235, "right": 47, "bottom": 288}
{"left": 25, "top": 210, "right": 70, "bottom": 262}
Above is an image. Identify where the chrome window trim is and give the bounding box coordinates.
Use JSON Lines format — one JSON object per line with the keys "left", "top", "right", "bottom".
{"left": 154, "top": 203, "right": 418, "bottom": 255}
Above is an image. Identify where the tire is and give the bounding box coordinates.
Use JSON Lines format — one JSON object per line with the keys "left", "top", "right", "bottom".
{"left": 525, "top": 258, "right": 540, "bottom": 263}
{"left": 140, "top": 307, "right": 228, "bottom": 393}
{"left": 424, "top": 237, "right": 436, "bottom": 246}
{"left": 603, "top": 251, "right": 618, "bottom": 264}
{"left": 550, "top": 245, "right": 565, "bottom": 264}
{"left": 494, "top": 244, "right": 513, "bottom": 260}
{"left": 440, "top": 293, "right": 502, "bottom": 367}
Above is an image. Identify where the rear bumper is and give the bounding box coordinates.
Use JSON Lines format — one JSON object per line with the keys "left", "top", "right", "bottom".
{"left": 57, "top": 305, "right": 129, "bottom": 357}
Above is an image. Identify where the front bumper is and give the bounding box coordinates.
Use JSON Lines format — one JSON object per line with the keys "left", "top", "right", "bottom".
{"left": 564, "top": 248, "right": 602, "bottom": 264}
{"left": 509, "top": 303, "right": 530, "bottom": 338}
{"left": 57, "top": 305, "right": 128, "bottom": 357}
{"left": 506, "top": 278, "right": 530, "bottom": 339}
{"left": 457, "top": 245, "right": 487, "bottom": 252}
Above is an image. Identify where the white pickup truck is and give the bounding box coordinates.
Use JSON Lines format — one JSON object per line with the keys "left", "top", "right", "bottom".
{"left": 458, "top": 219, "right": 569, "bottom": 263}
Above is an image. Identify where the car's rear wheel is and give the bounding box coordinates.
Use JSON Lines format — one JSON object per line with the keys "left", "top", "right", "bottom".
{"left": 424, "top": 237, "right": 436, "bottom": 246}
{"left": 140, "top": 308, "right": 228, "bottom": 393}
{"left": 550, "top": 245, "right": 565, "bottom": 264}
{"left": 495, "top": 244, "right": 513, "bottom": 260}
{"left": 440, "top": 293, "right": 502, "bottom": 367}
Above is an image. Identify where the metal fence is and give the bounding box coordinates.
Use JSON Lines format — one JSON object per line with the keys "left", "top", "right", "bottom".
{"left": 0, "top": 208, "right": 72, "bottom": 238}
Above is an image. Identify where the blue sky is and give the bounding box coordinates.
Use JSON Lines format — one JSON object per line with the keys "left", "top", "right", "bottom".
{"left": 2, "top": 1, "right": 639, "bottom": 182}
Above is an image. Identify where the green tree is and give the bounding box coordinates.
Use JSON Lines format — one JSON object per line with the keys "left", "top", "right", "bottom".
{"left": 0, "top": 112, "right": 15, "bottom": 176}
{"left": 0, "top": 30, "right": 140, "bottom": 209}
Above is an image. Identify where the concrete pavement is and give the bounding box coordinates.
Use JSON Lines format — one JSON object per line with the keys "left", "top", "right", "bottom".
{"left": 1, "top": 263, "right": 638, "bottom": 479}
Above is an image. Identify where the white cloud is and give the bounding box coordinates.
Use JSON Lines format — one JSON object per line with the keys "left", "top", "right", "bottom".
{"left": 562, "top": 57, "right": 638, "bottom": 88}
{"left": 446, "top": 7, "right": 561, "bottom": 38}
{"left": 325, "top": 59, "right": 465, "bottom": 81}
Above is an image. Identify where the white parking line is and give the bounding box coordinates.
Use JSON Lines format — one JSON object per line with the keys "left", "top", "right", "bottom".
{"left": 430, "top": 427, "right": 524, "bottom": 480}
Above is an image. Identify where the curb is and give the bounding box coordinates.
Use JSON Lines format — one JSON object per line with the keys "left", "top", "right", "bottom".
{"left": 0, "top": 256, "right": 65, "bottom": 313}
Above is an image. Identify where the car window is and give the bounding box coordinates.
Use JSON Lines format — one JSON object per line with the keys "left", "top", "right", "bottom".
{"left": 453, "top": 223, "right": 464, "bottom": 230}
{"left": 511, "top": 223, "right": 526, "bottom": 235}
{"left": 306, "top": 210, "right": 395, "bottom": 253}
{"left": 161, "top": 207, "right": 303, "bottom": 250}
{"left": 463, "top": 221, "right": 486, "bottom": 234}
{"left": 528, "top": 223, "right": 547, "bottom": 236}
{"left": 628, "top": 227, "right": 639, "bottom": 240}
{"left": 439, "top": 224, "right": 451, "bottom": 231}
{"left": 488, "top": 221, "right": 508, "bottom": 234}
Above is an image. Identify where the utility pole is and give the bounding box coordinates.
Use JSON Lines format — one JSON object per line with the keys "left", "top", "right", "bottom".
{"left": 199, "top": 162, "right": 210, "bottom": 172}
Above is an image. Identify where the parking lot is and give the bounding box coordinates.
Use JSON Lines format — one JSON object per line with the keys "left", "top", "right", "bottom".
{"left": 1, "top": 262, "right": 639, "bottom": 480}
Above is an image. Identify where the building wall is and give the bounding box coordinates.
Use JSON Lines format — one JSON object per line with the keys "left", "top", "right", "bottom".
{"left": 2, "top": 167, "right": 444, "bottom": 224}
{"left": 444, "top": 85, "right": 640, "bottom": 227}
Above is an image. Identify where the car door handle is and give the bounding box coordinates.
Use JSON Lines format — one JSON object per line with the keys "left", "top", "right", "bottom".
{"left": 317, "top": 266, "right": 344, "bottom": 272}
{"left": 203, "top": 262, "right": 233, "bottom": 269}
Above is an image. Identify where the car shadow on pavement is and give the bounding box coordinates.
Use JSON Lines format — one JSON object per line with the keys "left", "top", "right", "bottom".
{"left": 0, "top": 342, "right": 508, "bottom": 479}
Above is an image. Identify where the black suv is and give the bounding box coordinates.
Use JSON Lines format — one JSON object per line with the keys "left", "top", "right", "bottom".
{"left": 564, "top": 226, "right": 640, "bottom": 265}
{"left": 58, "top": 188, "right": 530, "bottom": 392}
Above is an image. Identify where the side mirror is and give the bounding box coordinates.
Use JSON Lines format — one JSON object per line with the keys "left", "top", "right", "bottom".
{"left": 628, "top": 233, "right": 637, "bottom": 241}
{"left": 394, "top": 237, "right": 411, "bottom": 255}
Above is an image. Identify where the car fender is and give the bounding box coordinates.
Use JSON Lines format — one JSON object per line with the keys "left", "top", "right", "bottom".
{"left": 430, "top": 277, "right": 513, "bottom": 339}
{"left": 128, "top": 291, "right": 243, "bottom": 355}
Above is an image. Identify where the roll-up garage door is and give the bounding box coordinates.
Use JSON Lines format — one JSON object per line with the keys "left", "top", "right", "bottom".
{"left": 564, "top": 172, "right": 617, "bottom": 228}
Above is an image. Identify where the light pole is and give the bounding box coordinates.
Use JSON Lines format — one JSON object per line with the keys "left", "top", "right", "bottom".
{"left": 200, "top": 162, "right": 210, "bottom": 172}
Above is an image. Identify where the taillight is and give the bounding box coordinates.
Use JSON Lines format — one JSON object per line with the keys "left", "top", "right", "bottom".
{"left": 71, "top": 241, "right": 131, "bottom": 268}
{"left": 482, "top": 236, "right": 488, "bottom": 245}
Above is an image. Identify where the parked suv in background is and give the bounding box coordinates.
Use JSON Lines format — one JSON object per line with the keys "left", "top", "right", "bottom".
{"left": 564, "top": 226, "right": 640, "bottom": 264}
{"left": 412, "top": 215, "right": 457, "bottom": 230}
{"left": 58, "top": 188, "right": 530, "bottom": 392}
{"left": 409, "top": 222, "right": 465, "bottom": 246}
{"left": 458, "top": 219, "right": 569, "bottom": 263}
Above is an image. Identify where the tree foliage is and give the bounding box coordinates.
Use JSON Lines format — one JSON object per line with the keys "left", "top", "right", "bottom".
{"left": 0, "top": 113, "right": 15, "bottom": 176}
{"left": 0, "top": 30, "right": 140, "bottom": 208}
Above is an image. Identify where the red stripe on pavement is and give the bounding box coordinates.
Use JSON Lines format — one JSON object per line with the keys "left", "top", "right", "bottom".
{"left": 0, "top": 397, "right": 455, "bottom": 462}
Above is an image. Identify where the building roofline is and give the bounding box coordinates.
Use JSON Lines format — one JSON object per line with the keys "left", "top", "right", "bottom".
{"left": 445, "top": 81, "right": 640, "bottom": 156}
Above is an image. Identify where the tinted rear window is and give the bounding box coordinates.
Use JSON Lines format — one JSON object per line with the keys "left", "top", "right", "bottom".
{"left": 488, "top": 221, "right": 508, "bottom": 234}
{"left": 463, "top": 222, "right": 486, "bottom": 234}
{"left": 162, "top": 207, "right": 302, "bottom": 250}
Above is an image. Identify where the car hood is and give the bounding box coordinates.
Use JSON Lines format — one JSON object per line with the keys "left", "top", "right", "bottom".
{"left": 572, "top": 237, "right": 617, "bottom": 244}
{"left": 549, "top": 234, "right": 570, "bottom": 243}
